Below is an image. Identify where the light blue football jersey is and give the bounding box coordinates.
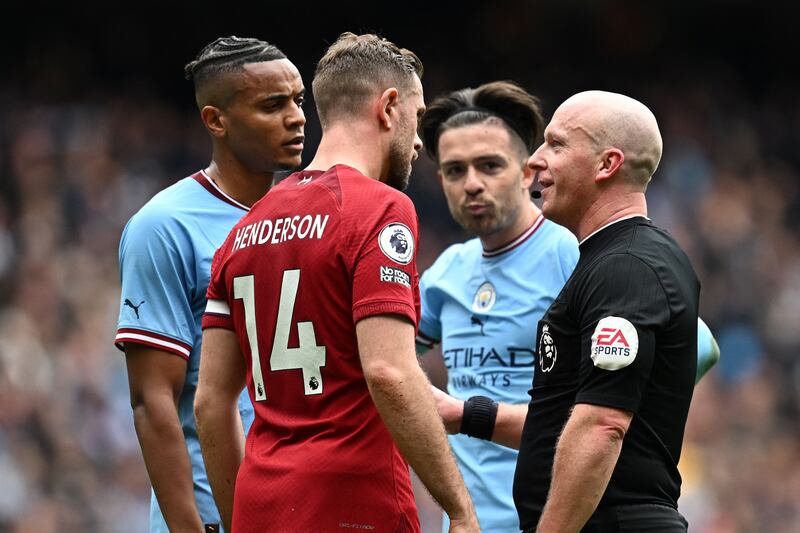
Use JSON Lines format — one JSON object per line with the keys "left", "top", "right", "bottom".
{"left": 116, "top": 171, "right": 255, "bottom": 533}
{"left": 418, "top": 215, "right": 579, "bottom": 532}
{"left": 696, "top": 316, "right": 719, "bottom": 383}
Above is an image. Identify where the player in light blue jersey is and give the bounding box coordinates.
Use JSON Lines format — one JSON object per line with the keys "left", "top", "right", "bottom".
{"left": 115, "top": 36, "right": 306, "bottom": 533}
{"left": 416, "top": 81, "right": 720, "bottom": 532}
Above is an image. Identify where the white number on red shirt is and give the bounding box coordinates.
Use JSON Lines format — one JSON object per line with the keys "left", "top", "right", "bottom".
{"left": 233, "top": 270, "right": 326, "bottom": 400}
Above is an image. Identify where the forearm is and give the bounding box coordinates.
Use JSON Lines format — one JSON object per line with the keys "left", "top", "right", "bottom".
{"left": 133, "top": 399, "right": 203, "bottom": 532}
{"left": 536, "top": 409, "right": 626, "bottom": 533}
{"left": 195, "top": 399, "right": 244, "bottom": 533}
{"left": 491, "top": 403, "right": 528, "bottom": 449}
{"left": 366, "top": 363, "right": 474, "bottom": 522}
{"left": 432, "top": 387, "right": 526, "bottom": 449}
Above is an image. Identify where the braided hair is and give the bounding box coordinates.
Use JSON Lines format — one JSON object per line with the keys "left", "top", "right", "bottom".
{"left": 420, "top": 81, "right": 544, "bottom": 162}
{"left": 185, "top": 36, "right": 286, "bottom": 107}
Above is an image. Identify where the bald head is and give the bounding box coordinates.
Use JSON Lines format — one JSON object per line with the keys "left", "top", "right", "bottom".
{"left": 556, "top": 91, "right": 663, "bottom": 187}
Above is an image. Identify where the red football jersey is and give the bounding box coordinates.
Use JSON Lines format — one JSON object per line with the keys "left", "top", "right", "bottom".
{"left": 203, "top": 165, "right": 421, "bottom": 533}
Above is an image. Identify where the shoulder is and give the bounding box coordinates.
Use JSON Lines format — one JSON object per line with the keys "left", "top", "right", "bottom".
{"left": 121, "top": 177, "right": 201, "bottom": 250}
{"left": 125, "top": 177, "right": 201, "bottom": 232}
{"left": 338, "top": 166, "right": 415, "bottom": 211}
{"left": 425, "top": 241, "right": 468, "bottom": 275}
{"left": 440, "top": 239, "right": 482, "bottom": 267}
{"left": 580, "top": 219, "right": 676, "bottom": 275}
{"left": 579, "top": 253, "right": 665, "bottom": 302}
{"left": 333, "top": 168, "right": 418, "bottom": 239}
{"left": 624, "top": 221, "right": 697, "bottom": 282}
{"left": 539, "top": 220, "right": 578, "bottom": 253}
{"left": 630, "top": 221, "right": 691, "bottom": 260}
{"left": 544, "top": 219, "right": 578, "bottom": 244}
{"left": 422, "top": 239, "right": 479, "bottom": 284}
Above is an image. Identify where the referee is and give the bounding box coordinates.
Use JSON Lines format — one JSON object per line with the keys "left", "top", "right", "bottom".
{"left": 513, "top": 91, "right": 699, "bottom": 532}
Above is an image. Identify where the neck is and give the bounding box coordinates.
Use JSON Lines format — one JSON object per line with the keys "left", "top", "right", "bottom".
{"left": 306, "top": 121, "right": 385, "bottom": 180}
{"left": 481, "top": 201, "right": 541, "bottom": 252}
{"left": 206, "top": 151, "right": 275, "bottom": 208}
{"left": 574, "top": 191, "right": 647, "bottom": 242}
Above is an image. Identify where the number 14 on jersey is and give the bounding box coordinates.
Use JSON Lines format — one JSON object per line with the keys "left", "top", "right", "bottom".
{"left": 234, "top": 269, "right": 326, "bottom": 400}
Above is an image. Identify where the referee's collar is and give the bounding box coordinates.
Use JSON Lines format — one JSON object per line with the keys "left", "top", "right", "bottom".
{"left": 578, "top": 214, "right": 649, "bottom": 246}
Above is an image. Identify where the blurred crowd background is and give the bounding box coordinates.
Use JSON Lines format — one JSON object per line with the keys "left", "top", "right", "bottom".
{"left": 1, "top": 1, "right": 798, "bottom": 531}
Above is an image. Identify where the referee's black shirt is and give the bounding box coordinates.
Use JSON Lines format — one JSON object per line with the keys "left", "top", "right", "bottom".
{"left": 513, "top": 216, "right": 699, "bottom": 530}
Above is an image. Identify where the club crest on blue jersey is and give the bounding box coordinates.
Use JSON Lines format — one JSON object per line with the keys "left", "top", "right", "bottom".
{"left": 378, "top": 223, "right": 414, "bottom": 264}
{"left": 471, "top": 281, "right": 496, "bottom": 313}
{"left": 539, "top": 324, "right": 557, "bottom": 372}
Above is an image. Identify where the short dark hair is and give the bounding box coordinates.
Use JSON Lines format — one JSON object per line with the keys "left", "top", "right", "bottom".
{"left": 420, "top": 81, "right": 544, "bottom": 161}
{"left": 184, "top": 36, "right": 286, "bottom": 107}
{"left": 312, "top": 32, "right": 423, "bottom": 128}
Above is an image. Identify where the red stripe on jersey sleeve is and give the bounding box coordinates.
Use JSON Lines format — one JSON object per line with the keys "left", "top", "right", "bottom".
{"left": 114, "top": 328, "right": 192, "bottom": 360}
{"left": 353, "top": 300, "right": 417, "bottom": 326}
{"left": 202, "top": 313, "right": 235, "bottom": 331}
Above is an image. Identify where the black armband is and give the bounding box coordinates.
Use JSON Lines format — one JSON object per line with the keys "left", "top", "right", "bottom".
{"left": 459, "top": 395, "right": 498, "bottom": 440}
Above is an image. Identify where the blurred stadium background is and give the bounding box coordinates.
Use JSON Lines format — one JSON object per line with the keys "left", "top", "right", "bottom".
{"left": 1, "top": 1, "right": 798, "bottom": 531}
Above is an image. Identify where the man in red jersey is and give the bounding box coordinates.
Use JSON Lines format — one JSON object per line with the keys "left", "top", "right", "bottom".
{"left": 194, "top": 33, "right": 478, "bottom": 533}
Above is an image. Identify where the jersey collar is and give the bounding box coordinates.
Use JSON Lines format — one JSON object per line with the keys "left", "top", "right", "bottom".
{"left": 192, "top": 170, "right": 250, "bottom": 212}
{"left": 578, "top": 214, "right": 649, "bottom": 246}
{"left": 482, "top": 213, "right": 545, "bottom": 258}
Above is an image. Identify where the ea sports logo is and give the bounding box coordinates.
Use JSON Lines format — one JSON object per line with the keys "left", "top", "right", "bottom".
{"left": 590, "top": 316, "right": 639, "bottom": 371}
{"left": 596, "top": 328, "right": 630, "bottom": 348}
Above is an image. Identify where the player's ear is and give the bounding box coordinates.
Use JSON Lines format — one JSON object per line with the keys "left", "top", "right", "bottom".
{"left": 521, "top": 154, "right": 535, "bottom": 188}
{"left": 201, "top": 106, "right": 226, "bottom": 138}
{"left": 596, "top": 148, "right": 624, "bottom": 183}
{"left": 378, "top": 88, "right": 400, "bottom": 130}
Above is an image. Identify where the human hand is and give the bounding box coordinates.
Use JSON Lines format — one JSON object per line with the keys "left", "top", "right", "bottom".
{"left": 430, "top": 385, "right": 464, "bottom": 434}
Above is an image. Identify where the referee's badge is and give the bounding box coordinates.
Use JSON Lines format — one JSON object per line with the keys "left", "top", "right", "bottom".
{"left": 471, "top": 281, "right": 496, "bottom": 313}
{"left": 539, "top": 324, "right": 557, "bottom": 372}
{"left": 590, "top": 316, "right": 639, "bottom": 370}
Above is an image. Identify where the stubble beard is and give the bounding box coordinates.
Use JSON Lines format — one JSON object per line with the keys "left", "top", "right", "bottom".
{"left": 452, "top": 197, "right": 521, "bottom": 239}
{"left": 386, "top": 136, "right": 413, "bottom": 191}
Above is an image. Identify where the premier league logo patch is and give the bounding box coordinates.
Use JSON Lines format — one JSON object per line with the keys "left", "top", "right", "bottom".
{"left": 378, "top": 223, "right": 414, "bottom": 265}
{"left": 539, "top": 324, "right": 557, "bottom": 372}
{"left": 471, "top": 281, "right": 496, "bottom": 313}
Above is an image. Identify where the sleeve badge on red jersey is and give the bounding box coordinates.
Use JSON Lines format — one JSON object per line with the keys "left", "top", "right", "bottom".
{"left": 378, "top": 223, "right": 414, "bottom": 264}
{"left": 379, "top": 265, "right": 411, "bottom": 287}
{"left": 590, "top": 316, "right": 639, "bottom": 370}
